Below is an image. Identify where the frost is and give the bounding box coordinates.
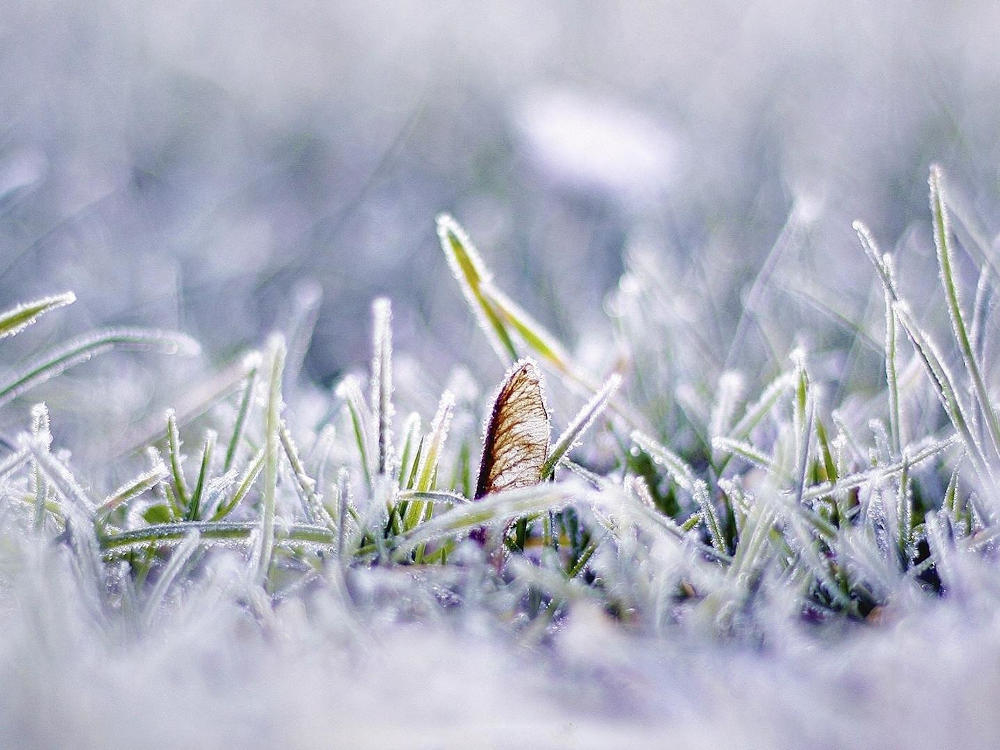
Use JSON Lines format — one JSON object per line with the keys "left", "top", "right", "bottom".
{"left": 3, "top": 2, "right": 1000, "bottom": 746}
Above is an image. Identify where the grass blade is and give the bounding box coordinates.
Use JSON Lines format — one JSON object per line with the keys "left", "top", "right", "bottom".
{"left": 712, "top": 436, "right": 781, "bottom": 476}
{"left": 30, "top": 402, "right": 52, "bottom": 528}
{"left": 279, "top": 420, "right": 332, "bottom": 528}
{"left": 414, "top": 391, "right": 455, "bottom": 493}
{"left": 0, "top": 328, "right": 199, "bottom": 410}
{"left": 393, "top": 482, "right": 577, "bottom": 558}
{"left": 728, "top": 370, "right": 796, "bottom": 442}
{"left": 860, "top": 233, "right": 904, "bottom": 457}
{"left": 185, "top": 430, "right": 217, "bottom": 521}
{"left": 436, "top": 214, "right": 518, "bottom": 364}
{"left": 485, "top": 283, "right": 575, "bottom": 377}
{"left": 0, "top": 291, "right": 75, "bottom": 340}
{"left": 541, "top": 373, "right": 621, "bottom": 480}
{"left": 98, "top": 448, "right": 168, "bottom": 519}
{"left": 213, "top": 448, "right": 264, "bottom": 520}
{"left": 695, "top": 479, "right": 726, "bottom": 554}
{"left": 255, "top": 335, "right": 286, "bottom": 584}
{"left": 335, "top": 375, "right": 374, "bottom": 491}
{"left": 370, "top": 297, "right": 394, "bottom": 475}
{"left": 929, "top": 165, "right": 1000, "bottom": 461}
{"left": 165, "top": 409, "right": 190, "bottom": 510}
{"left": 101, "top": 521, "right": 336, "bottom": 557}
{"left": 223, "top": 352, "right": 260, "bottom": 472}
{"left": 142, "top": 530, "right": 201, "bottom": 630}
{"left": 631, "top": 430, "right": 698, "bottom": 493}
{"left": 396, "top": 412, "right": 421, "bottom": 490}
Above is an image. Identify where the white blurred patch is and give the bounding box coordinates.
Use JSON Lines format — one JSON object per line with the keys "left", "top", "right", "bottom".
{"left": 0, "top": 148, "right": 47, "bottom": 200}
{"left": 515, "top": 88, "right": 681, "bottom": 203}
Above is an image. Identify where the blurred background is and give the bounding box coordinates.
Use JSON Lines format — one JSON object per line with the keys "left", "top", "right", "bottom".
{"left": 2, "top": 0, "right": 1000, "bottom": 453}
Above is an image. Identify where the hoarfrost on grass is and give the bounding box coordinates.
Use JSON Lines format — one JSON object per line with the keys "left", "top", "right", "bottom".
{"left": 4, "top": 2, "right": 1000, "bottom": 747}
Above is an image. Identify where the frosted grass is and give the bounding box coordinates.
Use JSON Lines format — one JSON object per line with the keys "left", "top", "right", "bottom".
{"left": 3, "top": 92, "right": 1000, "bottom": 750}
{"left": 4, "top": 3, "right": 1000, "bottom": 744}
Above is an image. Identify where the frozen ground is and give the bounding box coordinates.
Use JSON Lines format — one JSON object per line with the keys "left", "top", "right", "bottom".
{"left": 3, "top": 2, "right": 1000, "bottom": 748}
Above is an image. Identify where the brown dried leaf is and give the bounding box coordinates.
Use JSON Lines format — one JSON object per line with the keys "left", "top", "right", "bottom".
{"left": 474, "top": 359, "right": 550, "bottom": 499}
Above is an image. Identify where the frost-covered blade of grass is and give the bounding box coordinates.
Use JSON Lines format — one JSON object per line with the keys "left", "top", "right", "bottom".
{"left": 858, "top": 223, "right": 989, "bottom": 484}
{"left": 100, "top": 520, "right": 337, "bottom": 557}
{"left": 436, "top": 213, "right": 518, "bottom": 364}
{"left": 437, "top": 213, "right": 604, "bottom": 399}
{"left": 541, "top": 372, "right": 621, "bottom": 479}
{"left": 413, "top": 390, "right": 454, "bottom": 493}
{"left": 97, "top": 447, "right": 168, "bottom": 519}
{"left": 0, "top": 291, "right": 75, "bottom": 340}
{"left": 631, "top": 430, "right": 699, "bottom": 493}
{"left": 929, "top": 165, "right": 1000, "bottom": 462}
{"left": 396, "top": 412, "right": 421, "bottom": 490}
{"left": 185, "top": 430, "right": 216, "bottom": 521}
{"left": 255, "top": 335, "right": 286, "bottom": 583}
{"left": 713, "top": 436, "right": 781, "bottom": 475}
{"left": 335, "top": 374, "right": 375, "bottom": 490}
{"left": 142, "top": 529, "right": 201, "bottom": 630}
{"left": 223, "top": 352, "right": 261, "bottom": 472}
{"left": 280, "top": 420, "right": 332, "bottom": 528}
{"left": 370, "top": 297, "right": 394, "bottom": 476}
{"left": 0, "top": 328, "right": 200, "bottom": 410}
{"left": 393, "top": 482, "right": 579, "bottom": 557}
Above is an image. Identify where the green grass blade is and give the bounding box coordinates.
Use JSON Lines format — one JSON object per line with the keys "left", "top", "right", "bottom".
{"left": 713, "top": 436, "right": 782, "bottom": 476}
{"left": 800, "top": 436, "right": 956, "bottom": 502}
{"left": 279, "top": 419, "right": 332, "bottom": 528}
{"left": 255, "top": 335, "right": 286, "bottom": 584}
{"left": 0, "top": 328, "right": 199, "bottom": 410}
{"left": 856, "top": 223, "right": 903, "bottom": 455}
{"left": 370, "top": 297, "right": 394, "bottom": 476}
{"left": 542, "top": 373, "right": 621, "bottom": 480}
{"left": 223, "top": 352, "right": 260, "bottom": 472}
{"left": 100, "top": 520, "right": 336, "bottom": 557}
{"left": 0, "top": 291, "right": 75, "bottom": 340}
{"left": 695, "top": 479, "right": 726, "bottom": 554}
{"left": 631, "top": 430, "right": 699, "bottom": 493}
{"left": 883, "top": 262, "right": 902, "bottom": 457}
{"left": 436, "top": 214, "right": 518, "bottom": 364}
{"left": 929, "top": 165, "right": 1000, "bottom": 461}
{"left": 943, "top": 463, "right": 961, "bottom": 528}
{"left": 815, "top": 417, "right": 838, "bottom": 484}
{"left": 393, "top": 483, "right": 577, "bottom": 559}
{"left": 895, "top": 455, "right": 912, "bottom": 569}
{"left": 213, "top": 448, "right": 264, "bottom": 520}
{"left": 98, "top": 448, "right": 168, "bottom": 519}
{"left": 185, "top": 430, "right": 216, "bottom": 521}
{"left": 165, "top": 409, "right": 190, "bottom": 510}
{"left": 415, "top": 391, "right": 455, "bottom": 493}
{"left": 142, "top": 529, "right": 201, "bottom": 629}
{"left": 397, "top": 489, "right": 470, "bottom": 505}
{"left": 485, "top": 284, "right": 573, "bottom": 376}
{"left": 396, "top": 412, "right": 421, "bottom": 490}
{"left": 335, "top": 375, "right": 374, "bottom": 491}
{"left": 893, "top": 301, "right": 989, "bottom": 478}
{"left": 791, "top": 349, "right": 810, "bottom": 477}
